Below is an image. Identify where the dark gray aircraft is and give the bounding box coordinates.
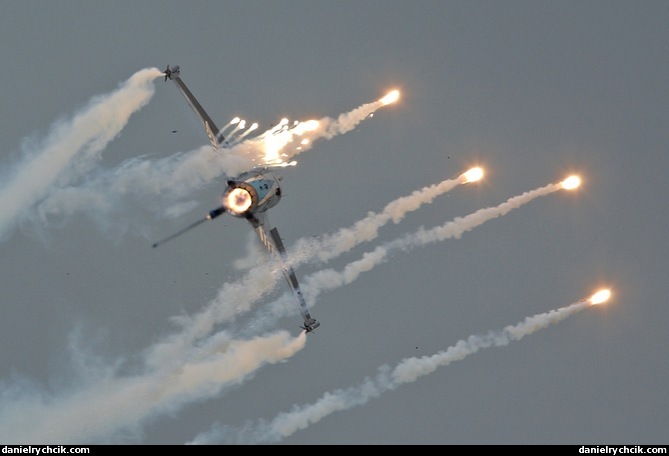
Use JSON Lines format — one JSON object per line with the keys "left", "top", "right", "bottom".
{"left": 154, "top": 65, "right": 320, "bottom": 334}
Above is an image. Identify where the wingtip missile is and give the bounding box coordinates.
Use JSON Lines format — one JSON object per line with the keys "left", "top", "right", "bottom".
{"left": 164, "top": 64, "right": 180, "bottom": 81}
{"left": 301, "top": 318, "right": 321, "bottom": 333}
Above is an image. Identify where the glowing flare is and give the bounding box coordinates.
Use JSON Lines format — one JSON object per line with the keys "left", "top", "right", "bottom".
{"left": 263, "top": 131, "right": 290, "bottom": 163}
{"left": 380, "top": 90, "right": 400, "bottom": 105}
{"left": 292, "top": 119, "right": 320, "bottom": 136}
{"left": 300, "top": 120, "right": 320, "bottom": 132}
{"left": 461, "top": 167, "right": 484, "bottom": 183}
{"left": 589, "top": 289, "right": 611, "bottom": 305}
{"left": 230, "top": 117, "right": 240, "bottom": 125}
{"left": 561, "top": 175, "right": 581, "bottom": 190}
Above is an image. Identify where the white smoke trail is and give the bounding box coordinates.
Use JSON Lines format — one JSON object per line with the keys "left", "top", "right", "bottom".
{"left": 0, "top": 67, "right": 163, "bottom": 242}
{"left": 264, "top": 181, "right": 566, "bottom": 323}
{"left": 228, "top": 122, "right": 259, "bottom": 147}
{"left": 30, "top": 91, "right": 396, "bottom": 234}
{"left": 189, "top": 297, "right": 597, "bottom": 444}
{"left": 0, "top": 330, "right": 306, "bottom": 443}
{"left": 232, "top": 168, "right": 477, "bottom": 271}
{"left": 244, "top": 95, "right": 394, "bottom": 166}
{"left": 225, "top": 120, "right": 245, "bottom": 143}
{"left": 33, "top": 144, "right": 246, "bottom": 233}
{"left": 2, "top": 73, "right": 394, "bottom": 238}
{"left": 146, "top": 170, "right": 479, "bottom": 366}
{"left": 233, "top": 231, "right": 267, "bottom": 270}
{"left": 0, "top": 179, "right": 568, "bottom": 443}
{"left": 146, "top": 177, "right": 563, "bottom": 380}
{"left": 290, "top": 170, "right": 477, "bottom": 265}
{"left": 150, "top": 178, "right": 564, "bottom": 368}
{"left": 0, "top": 168, "right": 479, "bottom": 444}
{"left": 0, "top": 68, "right": 571, "bottom": 444}
{"left": 0, "top": 110, "right": 470, "bottom": 443}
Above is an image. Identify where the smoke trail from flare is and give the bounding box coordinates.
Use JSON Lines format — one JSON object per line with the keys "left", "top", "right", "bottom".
{"left": 147, "top": 176, "right": 567, "bottom": 371}
{"left": 230, "top": 166, "right": 482, "bottom": 271}
{"left": 31, "top": 91, "right": 400, "bottom": 233}
{"left": 147, "top": 168, "right": 482, "bottom": 366}
{"left": 264, "top": 180, "right": 568, "bottom": 324}
{"left": 189, "top": 295, "right": 603, "bottom": 444}
{"left": 246, "top": 90, "right": 400, "bottom": 166}
{"left": 150, "top": 176, "right": 565, "bottom": 367}
{"left": 0, "top": 67, "right": 163, "bottom": 242}
{"left": 34, "top": 144, "right": 244, "bottom": 233}
{"left": 291, "top": 167, "right": 483, "bottom": 265}
{"left": 230, "top": 122, "right": 259, "bottom": 146}
{"left": 0, "top": 176, "right": 579, "bottom": 443}
{"left": 0, "top": 330, "right": 306, "bottom": 443}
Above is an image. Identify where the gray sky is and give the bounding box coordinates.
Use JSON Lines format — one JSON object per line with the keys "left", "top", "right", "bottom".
{"left": 0, "top": 0, "right": 667, "bottom": 445}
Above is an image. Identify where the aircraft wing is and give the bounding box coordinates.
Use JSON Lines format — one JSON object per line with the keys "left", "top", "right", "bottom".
{"left": 249, "top": 214, "right": 320, "bottom": 333}
{"left": 165, "top": 65, "right": 227, "bottom": 150}
{"left": 165, "top": 65, "right": 293, "bottom": 169}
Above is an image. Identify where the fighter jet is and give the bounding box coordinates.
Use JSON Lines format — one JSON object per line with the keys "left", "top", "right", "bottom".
{"left": 154, "top": 65, "right": 320, "bottom": 334}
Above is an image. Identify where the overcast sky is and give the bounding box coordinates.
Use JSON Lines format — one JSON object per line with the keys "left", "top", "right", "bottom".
{"left": 0, "top": 0, "right": 667, "bottom": 445}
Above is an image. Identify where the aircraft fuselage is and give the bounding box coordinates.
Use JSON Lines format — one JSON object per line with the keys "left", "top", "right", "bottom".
{"left": 223, "top": 170, "right": 282, "bottom": 219}
{"left": 161, "top": 64, "right": 320, "bottom": 334}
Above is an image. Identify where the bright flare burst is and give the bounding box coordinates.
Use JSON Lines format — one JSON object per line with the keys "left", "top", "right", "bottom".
{"left": 379, "top": 90, "right": 400, "bottom": 106}
{"left": 461, "top": 167, "right": 484, "bottom": 183}
{"left": 293, "top": 119, "right": 320, "bottom": 135}
{"left": 589, "top": 289, "right": 611, "bottom": 305}
{"left": 561, "top": 175, "right": 581, "bottom": 190}
{"left": 262, "top": 118, "right": 320, "bottom": 164}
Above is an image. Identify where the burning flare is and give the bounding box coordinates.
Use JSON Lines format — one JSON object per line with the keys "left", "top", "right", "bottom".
{"left": 589, "top": 289, "right": 611, "bottom": 305}
{"left": 295, "top": 120, "right": 320, "bottom": 134}
{"left": 561, "top": 175, "right": 581, "bottom": 190}
{"left": 379, "top": 90, "right": 400, "bottom": 106}
{"left": 460, "top": 167, "right": 484, "bottom": 183}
